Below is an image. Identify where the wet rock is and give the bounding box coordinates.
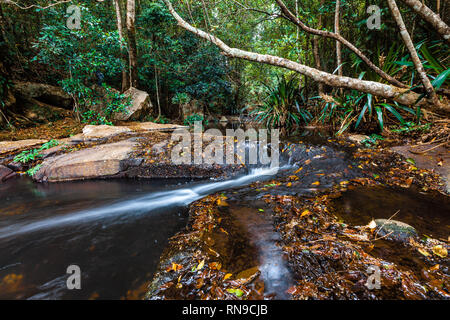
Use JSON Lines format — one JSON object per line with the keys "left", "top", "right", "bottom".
{"left": 12, "top": 81, "right": 72, "bottom": 109}
{"left": 82, "top": 125, "right": 132, "bottom": 139}
{"left": 126, "top": 122, "right": 187, "bottom": 132}
{"left": 0, "top": 165, "right": 13, "bottom": 182}
{"left": 34, "top": 140, "right": 138, "bottom": 182}
{"left": 374, "top": 219, "right": 418, "bottom": 242}
{"left": 7, "top": 161, "right": 23, "bottom": 171}
{"left": 0, "top": 139, "right": 48, "bottom": 156}
{"left": 114, "top": 87, "right": 153, "bottom": 121}
{"left": 391, "top": 144, "right": 450, "bottom": 194}
{"left": 348, "top": 134, "right": 369, "bottom": 144}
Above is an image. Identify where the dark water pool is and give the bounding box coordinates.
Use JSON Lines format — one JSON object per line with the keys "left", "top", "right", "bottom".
{"left": 0, "top": 178, "right": 190, "bottom": 299}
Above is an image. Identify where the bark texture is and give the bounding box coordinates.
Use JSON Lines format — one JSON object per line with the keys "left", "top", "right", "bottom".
{"left": 126, "top": 0, "right": 138, "bottom": 88}
{"left": 114, "top": 0, "right": 129, "bottom": 91}
{"left": 275, "top": 0, "right": 407, "bottom": 88}
{"left": 387, "top": 0, "right": 439, "bottom": 107}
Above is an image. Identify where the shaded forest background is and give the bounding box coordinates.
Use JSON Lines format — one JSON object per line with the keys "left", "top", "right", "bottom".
{"left": 0, "top": 0, "right": 449, "bottom": 134}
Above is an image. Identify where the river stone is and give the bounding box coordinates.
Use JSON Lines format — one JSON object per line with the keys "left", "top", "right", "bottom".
{"left": 0, "top": 139, "right": 48, "bottom": 156}
{"left": 33, "top": 140, "right": 138, "bottom": 182}
{"left": 348, "top": 134, "right": 369, "bottom": 144}
{"left": 0, "top": 165, "right": 13, "bottom": 182}
{"left": 374, "top": 219, "right": 418, "bottom": 242}
{"left": 113, "top": 87, "right": 153, "bottom": 121}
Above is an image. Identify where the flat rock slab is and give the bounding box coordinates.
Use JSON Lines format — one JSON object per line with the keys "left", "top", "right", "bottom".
{"left": 34, "top": 140, "right": 138, "bottom": 182}
{"left": 82, "top": 125, "right": 132, "bottom": 139}
{"left": 0, "top": 139, "right": 48, "bottom": 156}
{"left": 125, "top": 122, "right": 187, "bottom": 132}
{"left": 391, "top": 144, "right": 450, "bottom": 193}
{"left": 75, "top": 123, "right": 187, "bottom": 142}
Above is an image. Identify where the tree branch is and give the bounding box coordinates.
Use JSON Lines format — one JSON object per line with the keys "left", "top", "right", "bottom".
{"left": 399, "top": 0, "right": 450, "bottom": 43}
{"left": 274, "top": 0, "right": 408, "bottom": 88}
{"left": 161, "top": 0, "right": 447, "bottom": 112}
{"left": 1, "top": 0, "right": 71, "bottom": 10}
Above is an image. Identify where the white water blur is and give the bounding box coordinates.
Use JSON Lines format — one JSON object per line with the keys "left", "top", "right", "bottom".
{"left": 0, "top": 166, "right": 289, "bottom": 240}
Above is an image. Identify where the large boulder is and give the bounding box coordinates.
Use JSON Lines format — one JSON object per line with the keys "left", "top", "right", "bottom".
{"left": 12, "top": 81, "right": 72, "bottom": 109}
{"left": 89, "top": 85, "right": 153, "bottom": 121}
{"left": 114, "top": 87, "right": 153, "bottom": 121}
{"left": 82, "top": 124, "right": 132, "bottom": 139}
{"left": 33, "top": 140, "right": 139, "bottom": 182}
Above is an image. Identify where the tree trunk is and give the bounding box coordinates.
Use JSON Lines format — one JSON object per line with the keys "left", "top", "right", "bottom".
{"left": 313, "top": 0, "right": 324, "bottom": 95}
{"left": 398, "top": 0, "right": 450, "bottom": 43}
{"left": 387, "top": 0, "right": 439, "bottom": 106}
{"left": 162, "top": 0, "right": 449, "bottom": 115}
{"left": 334, "top": 0, "right": 343, "bottom": 95}
{"left": 113, "top": 0, "right": 129, "bottom": 92}
{"left": 126, "top": 0, "right": 138, "bottom": 88}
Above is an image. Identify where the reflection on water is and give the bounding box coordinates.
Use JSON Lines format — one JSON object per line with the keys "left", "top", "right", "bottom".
{"left": 0, "top": 178, "right": 190, "bottom": 299}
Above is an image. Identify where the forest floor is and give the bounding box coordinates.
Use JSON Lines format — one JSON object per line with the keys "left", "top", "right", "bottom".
{"left": 0, "top": 117, "right": 449, "bottom": 300}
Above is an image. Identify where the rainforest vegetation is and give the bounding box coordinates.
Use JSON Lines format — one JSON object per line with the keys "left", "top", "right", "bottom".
{"left": 0, "top": 0, "right": 449, "bottom": 302}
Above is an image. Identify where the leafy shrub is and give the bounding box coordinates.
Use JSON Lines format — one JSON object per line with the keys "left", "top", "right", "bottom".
{"left": 250, "top": 75, "right": 311, "bottom": 128}
{"left": 14, "top": 139, "right": 60, "bottom": 163}
{"left": 184, "top": 113, "right": 208, "bottom": 126}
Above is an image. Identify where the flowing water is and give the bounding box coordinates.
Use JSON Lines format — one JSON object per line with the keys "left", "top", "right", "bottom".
{"left": 0, "top": 129, "right": 448, "bottom": 299}
{"left": 0, "top": 165, "right": 287, "bottom": 299}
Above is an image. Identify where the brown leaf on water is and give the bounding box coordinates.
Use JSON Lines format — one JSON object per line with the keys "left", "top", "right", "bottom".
{"left": 223, "top": 273, "right": 232, "bottom": 280}
{"left": 294, "top": 167, "right": 303, "bottom": 174}
{"left": 300, "top": 210, "right": 310, "bottom": 218}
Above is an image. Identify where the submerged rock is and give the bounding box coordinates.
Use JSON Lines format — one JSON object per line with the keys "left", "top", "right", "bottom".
{"left": 374, "top": 219, "right": 418, "bottom": 242}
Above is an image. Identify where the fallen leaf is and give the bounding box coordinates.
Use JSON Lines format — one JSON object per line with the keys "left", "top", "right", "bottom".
{"left": 432, "top": 245, "right": 448, "bottom": 258}
{"left": 223, "top": 273, "right": 232, "bottom": 280}
{"left": 418, "top": 248, "right": 430, "bottom": 257}
{"left": 294, "top": 167, "right": 303, "bottom": 174}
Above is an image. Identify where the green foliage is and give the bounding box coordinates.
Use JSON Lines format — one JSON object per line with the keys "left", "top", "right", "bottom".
{"left": 146, "top": 115, "right": 170, "bottom": 124}
{"left": 250, "top": 75, "right": 311, "bottom": 128}
{"left": 360, "top": 134, "right": 384, "bottom": 148}
{"left": 26, "top": 164, "right": 42, "bottom": 177}
{"left": 32, "top": 5, "right": 126, "bottom": 123}
{"left": 184, "top": 113, "right": 208, "bottom": 126}
{"left": 14, "top": 139, "right": 60, "bottom": 164}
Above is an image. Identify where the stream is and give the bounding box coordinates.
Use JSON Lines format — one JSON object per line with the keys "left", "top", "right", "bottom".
{"left": 0, "top": 129, "right": 448, "bottom": 299}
